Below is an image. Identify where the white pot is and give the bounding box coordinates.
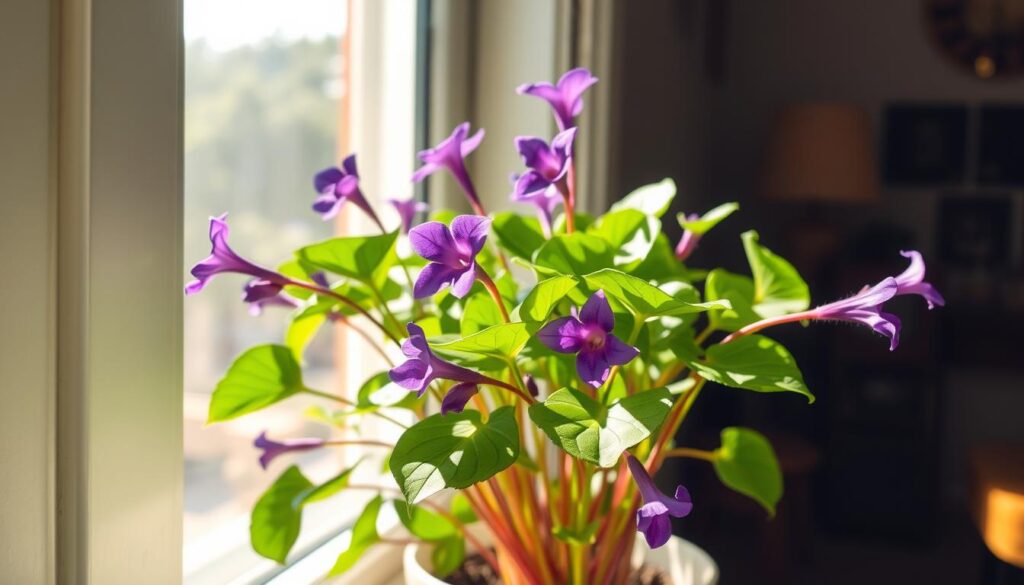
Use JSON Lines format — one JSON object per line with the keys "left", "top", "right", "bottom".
{"left": 403, "top": 535, "right": 718, "bottom": 585}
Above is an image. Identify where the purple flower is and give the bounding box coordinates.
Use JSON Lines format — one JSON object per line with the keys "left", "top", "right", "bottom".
{"left": 510, "top": 176, "right": 561, "bottom": 238}
{"left": 894, "top": 250, "right": 945, "bottom": 309}
{"left": 440, "top": 382, "right": 479, "bottom": 415}
{"left": 537, "top": 291, "right": 639, "bottom": 386}
{"left": 626, "top": 455, "right": 693, "bottom": 549}
{"left": 389, "top": 323, "right": 492, "bottom": 397}
{"left": 674, "top": 213, "right": 700, "bottom": 262}
{"left": 254, "top": 431, "right": 326, "bottom": 470}
{"left": 408, "top": 215, "right": 490, "bottom": 299}
{"left": 517, "top": 68, "right": 599, "bottom": 131}
{"left": 185, "top": 214, "right": 288, "bottom": 295}
{"left": 412, "top": 123, "right": 486, "bottom": 214}
{"left": 243, "top": 279, "right": 300, "bottom": 316}
{"left": 312, "top": 154, "right": 382, "bottom": 228}
{"left": 812, "top": 278, "right": 902, "bottom": 351}
{"left": 387, "top": 197, "right": 430, "bottom": 234}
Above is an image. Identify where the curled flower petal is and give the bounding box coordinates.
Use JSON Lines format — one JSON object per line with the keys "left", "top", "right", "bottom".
{"left": 412, "top": 123, "right": 485, "bottom": 212}
{"left": 626, "top": 455, "right": 693, "bottom": 549}
{"left": 388, "top": 198, "right": 429, "bottom": 233}
{"left": 517, "top": 68, "right": 598, "bottom": 130}
{"left": 388, "top": 323, "right": 493, "bottom": 396}
{"left": 185, "top": 214, "right": 287, "bottom": 295}
{"left": 311, "top": 154, "right": 382, "bottom": 226}
{"left": 813, "top": 278, "right": 902, "bottom": 351}
{"left": 440, "top": 382, "right": 479, "bottom": 414}
{"left": 895, "top": 250, "right": 945, "bottom": 309}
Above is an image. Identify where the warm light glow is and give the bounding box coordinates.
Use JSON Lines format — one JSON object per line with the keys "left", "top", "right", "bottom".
{"left": 975, "top": 55, "right": 997, "bottom": 79}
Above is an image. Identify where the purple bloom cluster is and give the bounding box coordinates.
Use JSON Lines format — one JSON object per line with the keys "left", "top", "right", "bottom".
{"left": 511, "top": 128, "right": 576, "bottom": 236}
{"left": 312, "top": 154, "right": 383, "bottom": 230}
{"left": 538, "top": 291, "right": 639, "bottom": 387}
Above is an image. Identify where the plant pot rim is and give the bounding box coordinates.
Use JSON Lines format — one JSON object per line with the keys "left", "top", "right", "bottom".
{"left": 402, "top": 535, "right": 719, "bottom": 585}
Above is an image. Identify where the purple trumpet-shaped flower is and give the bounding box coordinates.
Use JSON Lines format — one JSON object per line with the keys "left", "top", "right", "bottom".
{"left": 254, "top": 431, "right": 326, "bottom": 470}
{"left": 243, "top": 279, "right": 301, "bottom": 316}
{"left": 894, "top": 250, "right": 945, "bottom": 309}
{"left": 412, "top": 122, "right": 486, "bottom": 214}
{"left": 408, "top": 215, "right": 490, "bottom": 299}
{"left": 812, "top": 277, "right": 902, "bottom": 351}
{"left": 537, "top": 291, "right": 639, "bottom": 387}
{"left": 440, "top": 382, "right": 479, "bottom": 415}
{"left": 674, "top": 213, "right": 700, "bottom": 262}
{"left": 312, "top": 154, "right": 383, "bottom": 228}
{"left": 517, "top": 68, "right": 599, "bottom": 131}
{"left": 387, "top": 197, "right": 429, "bottom": 234}
{"left": 389, "top": 323, "right": 492, "bottom": 397}
{"left": 185, "top": 214, "right": 289, "bottom": 295}
{"left": 510, "top": 174, "right": 562, "bottom": 237}
{"left": 626, "top": 455, "right": 693, "bottom": 549}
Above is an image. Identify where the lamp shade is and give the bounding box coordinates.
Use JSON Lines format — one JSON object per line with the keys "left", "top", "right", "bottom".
{"left": 761, "top": 103, "right": 879, "bottom": 204}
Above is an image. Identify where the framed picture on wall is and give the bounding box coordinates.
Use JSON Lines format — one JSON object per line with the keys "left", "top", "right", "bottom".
{"left": 978, "top": 105, "right": 1024, "bottom": 186}
{"left": 884, "top": 104, "right": 968, "bottom": 186}
{"left": 937, "top": 194, "right": 1013, "bottom": 267}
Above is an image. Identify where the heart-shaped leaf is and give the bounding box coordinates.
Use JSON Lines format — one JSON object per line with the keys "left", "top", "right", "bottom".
{"left": 518, "top": 275, "right": 578, "bottom": 322}
{"left": 297, "top": 230, "right": 399, "bottom": 289}
{"left": 584, "top": 269, "right": 729, "bottom": 320}
{"left": 678, "top": 202, "right": 739, "bottom": 235}
{"left": 690, "top": 335, "right": 813, "bottom": 402}
{"left": 704, "top": 269, "right": 761, "bottom": 331}
{"left": 208, "top": 345, "right": 305, "bottom": 423}
{"left": 250, "top": 466, "right": 314, "bottom": 563}
{"left": 329, "top": 495, "right": 383, "bottom": 575}
{"left": 610, "top": 178, "right": 676, "bottom": 217}
{"left": 712, "top": 427, "right": 783, "bottom": 515}
{"left": 742, "top": 231, "right": 809, "bottom": 318}
{"left": 390, "top": 407, "right": 520, "bottom": 503}
{"left": 534, "top": 233, "right": 615, "bottom": 276}
{"left": 492, "top": 211, "right": 547, "bottom": 260}
{"left": 529, "top": 388, "right": 673, "bottom": 467}
{"left": 589, "top": 209, "right": 660, "bottom": 268}
{"left": 432, "top": 322, "right": 531, "bottom": 359}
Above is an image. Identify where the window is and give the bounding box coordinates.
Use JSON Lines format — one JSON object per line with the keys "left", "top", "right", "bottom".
{"left": 182, "top": 1, "right": 420, "bottom": 582}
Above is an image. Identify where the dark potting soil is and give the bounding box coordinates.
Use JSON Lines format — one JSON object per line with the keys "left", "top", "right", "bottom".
{"left": 443, "top": 552, "right": 674, "bottom": 585}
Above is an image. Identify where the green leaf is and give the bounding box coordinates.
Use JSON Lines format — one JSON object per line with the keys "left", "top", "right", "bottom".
{"left": 589, "top": 209, "right": 660, "bottom": 268}
{"left": 629, "top": 233, "right": 700, "bottom": 283}
{"left": 610, "top": 178, "right": 676, "bottom": 217}
{"left": 396, "top": 502, "right": 459, "bottom": 541}
{"left": 208, "top": 345, "right": 305, "bottom": 423}
{"left": 356, "top": 372, "right": 417, "bottom": 411}
{"left": 528, "top": 388, "right": 673, "bottom": 467}
{"left": 553, "top": 522, "right": 599, "bottom": 545}
{"left": 704, "top": 269, "right": 761, "bottom": 331}
{"left": 461, "top": 293, "right": 503, "bottom": 335}
{"left": 295, "top": 461, "right": 361, "bottom": 507}
{"left": 518, "top": 275, "right": 578, "bottom": 322}
{"left": 741, "top": 231, "right": 809, "bottom": 318}
{"left": 285, "top": 312, "right": 326, "bottom": 362}
{"left": 492, "top": 211, "right": 547, "bottom": 260}
{"left": 329, "top": 495, "right": 383, "bottom": 576}
{"left": 678, "top": 202, "right": 739, "bottom": 235}
{"left": 690, "top": 335, "right": 813, "bottom": 402}
{"left": 534, "top": 233, "right": 615, "bottom": 276}
{"left": 583, "top": 269, "right": 729, "bottom": 320}
{"left": 432, "top": 322, "right": 531, "bottom": 359}
{"left": 431, "top": 537, "right": 466, "bottom": 577}
{"left": 390, "top": 407, "right": 520, "bottom": 503}
{"left": 451, "top": 493, "right": 477, "bottom": 524}
{"left": 250, "top": 466, "right": 314, "bottom": 563}
{"left": 713, "top": 427, "right": 783, "bottom": 515}
{"left": 297, "top": 230, "right": 399, "bottom": 289}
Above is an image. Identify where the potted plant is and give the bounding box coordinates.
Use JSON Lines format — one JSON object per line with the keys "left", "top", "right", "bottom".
{"left": 186, "top": 68, "right": 944, "bottom": 584}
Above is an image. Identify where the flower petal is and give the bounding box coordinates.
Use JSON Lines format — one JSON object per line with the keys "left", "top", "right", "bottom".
{"left": 413, "top": 262, "right": 459, "bottom": 299}
{"left": 411, "top": 161, "right": 440, "bottom": 183}
{"left": 637, "top": 503, "right": 673, "bottom": 549}
{"left": 537, "top": 317, "right": 585, "bottom": 353}
{"left": 389, "top": 358, "right": 433, "bottom": 393}
{"left": 603, "top": 335, "right": 639, "bottom": 367}
{"left": 558, "top": 68, "right": 599, "bottom": 118}
{"left": 450, "top": 264, "right": 477, "bottom": 299}
{"left": 461, "top": 128, "right": 485, "bottom": 156}
{"left": 576, "top": 348, "right": 612, "bottom": 387}
{"left": 579, "top": 290, "right": 615, "bottom": 332}
{"left": 440, "top": 383, "right": 479, "bottom": 414}
{"left": 450, "top": 215, "right": 491, "bottom": 257}
{"left": 409, "top": 221, "right": 459, "bottom": 264}
{"left": 312, "top": 191, "right": 342, "bottom": 220}
{"left": 314, "top": 167, "right": 344, "bottom": 192}
{"left": 341, "top": 154, "right": 358, "bottom": 177}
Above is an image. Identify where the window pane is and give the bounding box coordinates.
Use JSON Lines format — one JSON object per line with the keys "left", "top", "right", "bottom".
{"left": 183, "top": 1, "right": 353, "bottom": 582}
